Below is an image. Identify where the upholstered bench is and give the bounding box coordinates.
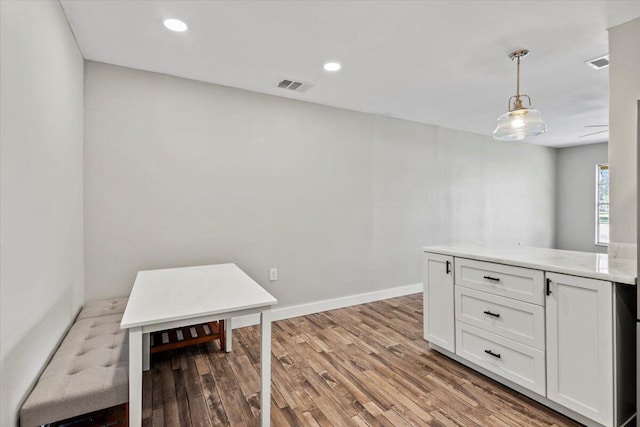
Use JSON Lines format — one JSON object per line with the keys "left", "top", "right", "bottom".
{"left": 20, "top": 298, "right": 129, "bottom": 427}
{"left": 77, "top": 297, "right": 128, "bottom": 320}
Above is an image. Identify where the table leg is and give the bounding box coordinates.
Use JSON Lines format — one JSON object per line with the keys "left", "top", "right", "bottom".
{"left": 260, "top": 309, "right": 271, "bottom": 427}
{"left": 129, "top": 327, "right": 143, "bottom": 426}
{"left": 142, "top": 333, "right": 150, "bottom": 371}
{"left": 225, "top": 317, "right": 232, "bottom": 352}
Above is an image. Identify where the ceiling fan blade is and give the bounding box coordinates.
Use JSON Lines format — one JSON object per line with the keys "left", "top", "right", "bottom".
{"left": 584, "top": 125, "right": 608, "bottom": 128}
{"left": 580, "top": 130, "right": 609, "bottom": 138}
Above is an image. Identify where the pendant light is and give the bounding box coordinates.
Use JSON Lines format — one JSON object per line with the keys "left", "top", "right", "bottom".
{"left": 493, "top": 49, "right": 547, "bottom": 141}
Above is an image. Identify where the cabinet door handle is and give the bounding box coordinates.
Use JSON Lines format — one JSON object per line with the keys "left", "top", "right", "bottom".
{"left": 546, "top": 278, "right": 552, "bottom": 296}
{"left": 483, "top": 310, "right": 500, "bottom": 318}
{"left": 483, "top": 275, "right": 500, "bottom": 282}
{"left": 446, "top": 260, "right": 451, "bottom": 275}
{"left": 484, "top": 349, "right": 501, "bottom": 359}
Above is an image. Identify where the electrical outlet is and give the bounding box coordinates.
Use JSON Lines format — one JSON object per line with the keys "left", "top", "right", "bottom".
{"left": 269, "top": 268, "right": 278, "bottom": 282}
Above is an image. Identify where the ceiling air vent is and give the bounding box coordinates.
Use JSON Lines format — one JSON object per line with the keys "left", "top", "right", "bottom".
{"left": 276, "top": 78, "right": 314, "bottom": 93}
{"left": 585, "top": 54, "right": 609, "bottom": 70}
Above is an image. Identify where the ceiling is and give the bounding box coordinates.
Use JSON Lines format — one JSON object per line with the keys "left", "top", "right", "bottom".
{"left": 60, "top": 1, "right": 640, "bottom": 147}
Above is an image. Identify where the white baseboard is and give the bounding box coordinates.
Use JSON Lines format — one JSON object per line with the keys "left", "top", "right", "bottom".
{"left": 231, "top": 283, "right": 422, "bottom": 329}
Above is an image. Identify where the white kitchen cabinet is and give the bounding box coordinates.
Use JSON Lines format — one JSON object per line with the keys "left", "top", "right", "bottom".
{"left": 423, "top": 245, "right": 636, "bottom": 427}
{"left": 423, "top": 253, "right": 455, "bottom": 352}
{"left": 546, "top": 272, "right": 613, "bottom": 426}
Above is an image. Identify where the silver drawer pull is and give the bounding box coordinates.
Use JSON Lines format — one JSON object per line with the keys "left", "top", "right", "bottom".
{"left": 483, "top": 275, "right": 500, "bottom": 282}
{"left": 484, "top": 349, "right": 501, "bottom": 359}
{"left": 483, "top": 310, "right": 501, "bottom": 318}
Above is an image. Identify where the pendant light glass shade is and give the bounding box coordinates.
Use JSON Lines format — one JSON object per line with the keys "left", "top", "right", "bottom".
{"left": 493, "top": 49, "right": 547, "bottom": 141}
{"left": 493, "top": 108, "right": 547, "bottom": 141}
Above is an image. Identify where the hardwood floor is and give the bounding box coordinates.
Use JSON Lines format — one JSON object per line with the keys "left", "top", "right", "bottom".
{"left": 142, "top": 294, "right": 579, "bottom": 427}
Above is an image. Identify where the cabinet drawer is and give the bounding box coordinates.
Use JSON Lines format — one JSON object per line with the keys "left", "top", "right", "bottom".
{"left": 455, "top": 322, "right": 546, "bottom": 396}
{"left": 455, "top": 287, "right": 545, "bottom": 350}
{"left": 455, "top": 258, "right": 544, "bottom": 305}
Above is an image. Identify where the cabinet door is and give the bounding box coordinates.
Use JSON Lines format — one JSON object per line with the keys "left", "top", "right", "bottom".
{"left": 423, "top": 253, "right": 455, "bottom": 352}
{"left": 546, "top": 272, "right": 613, "bottom": 426}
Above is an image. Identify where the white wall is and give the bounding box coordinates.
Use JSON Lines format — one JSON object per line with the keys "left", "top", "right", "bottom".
{"left": 0, "top": 1, "right": 84, "bottom": 426}
{"left": 84, "top": 62, "right": 556, "bottom": 306}
{"left": 608, "top": 17, "right": 639, "bottom": 253}
{"left": 555, "top": 143, "right": 608, "bottom": 253}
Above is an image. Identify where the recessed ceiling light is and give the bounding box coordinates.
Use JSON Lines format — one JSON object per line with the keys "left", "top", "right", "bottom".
{"left": 323, "top": 62, "right": 341, "bottom": 72}
{"left": 163, "top": 18, "right": 188, "bottom": 32}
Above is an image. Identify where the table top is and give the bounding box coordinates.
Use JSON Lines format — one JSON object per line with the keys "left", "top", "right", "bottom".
{"left": 121, "top": 263, "right": 278, "bottom": 329}
{"left": 423, "top": 243, "right": 637, "bottom": 285}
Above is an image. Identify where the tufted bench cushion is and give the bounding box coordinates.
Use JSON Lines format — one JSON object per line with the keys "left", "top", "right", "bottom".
{"left": 76, "top": 297, "right": 128, "bottom": 320}
{"left": 20, "top": 313, "right": 128, "bottom": 427}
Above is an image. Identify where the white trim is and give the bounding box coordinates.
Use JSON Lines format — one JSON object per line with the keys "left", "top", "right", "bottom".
{"left": 231, "top": 283, "right": 422, "bottom": 329}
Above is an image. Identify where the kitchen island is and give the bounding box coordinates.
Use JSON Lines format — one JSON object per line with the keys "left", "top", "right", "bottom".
{"left": 422, "top": 244, "right": 636, "bottom": 427}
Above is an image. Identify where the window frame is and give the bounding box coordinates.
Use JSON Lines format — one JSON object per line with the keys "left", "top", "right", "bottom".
{"left": 595, "top": 163, "right": 609, "bottom": 246}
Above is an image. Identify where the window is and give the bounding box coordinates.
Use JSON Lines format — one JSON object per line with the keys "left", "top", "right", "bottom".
{"left": 596, "top": 164, "right": 609, "bottom": 245}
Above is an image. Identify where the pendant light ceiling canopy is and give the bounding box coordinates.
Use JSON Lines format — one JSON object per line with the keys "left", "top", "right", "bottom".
{"left": 493, "top": 49, "right": 547, "bottom": 142}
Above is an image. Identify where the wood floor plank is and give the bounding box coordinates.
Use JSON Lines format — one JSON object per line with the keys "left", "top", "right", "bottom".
{"left": 189, "top": 395, "right": 213, "bottom": 427}
{"left": 158, "top": 360, "right": 180, "bottom": 426}
{"left": 227, "top": 354, "right": 261, "bottom": 397}
{"left": 151, "top": 408, "right": 163, "bottom": 427}
{"left": 142, "top": 367, "right": 153, "bottom": 420}
{"left": 141, "top": 294, "right": 580, "bottom": 427}
{"left": 200, "top": 372, "right": 229, "bottom": 425}
{"left": 173, "top": 369, "right": 192, "bottom": 427}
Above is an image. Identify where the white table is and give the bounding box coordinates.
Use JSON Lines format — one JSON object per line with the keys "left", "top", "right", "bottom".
{"left": 121, "top": 263, "right": 278, "bottom": 427}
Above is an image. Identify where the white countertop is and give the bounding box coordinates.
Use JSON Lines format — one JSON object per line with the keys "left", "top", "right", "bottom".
{"left": 121, "top": 263, "right": 278, "bottom": 329}
{"left": 422, "top": 244, "right": 637, "bottom": 285}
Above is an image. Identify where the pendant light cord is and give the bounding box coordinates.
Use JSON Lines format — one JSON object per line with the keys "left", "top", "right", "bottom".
{"left": 509, "top": 50, "right": 527, "bottom": 110}
{"left": 516, "top": 55, "right": 521, "bottom": 98}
